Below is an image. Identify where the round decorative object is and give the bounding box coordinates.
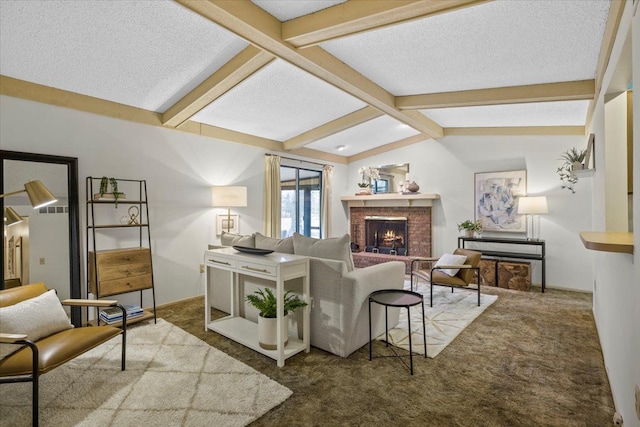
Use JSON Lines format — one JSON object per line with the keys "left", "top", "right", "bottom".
{"left": 406, "top": 181, "right": 420, "bottom": 192}
{"left": 258, "top": 315, "right": 289, "bottom": 350}
{"left": 127, "top": 206, "right": 140, "bottom": 225}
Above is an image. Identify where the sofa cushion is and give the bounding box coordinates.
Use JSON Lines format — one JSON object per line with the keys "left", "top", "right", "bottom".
{"left": 255, "top": 232, "right": 294, "bottom": 254}
{"left": 220, "top": 231, "right": 255, "bottom": 248}
{"left": 0, "top": 289, "right": 73, "bottom": 360}
{"left": 293, "top": 233, "right": 354, "bottom": 272}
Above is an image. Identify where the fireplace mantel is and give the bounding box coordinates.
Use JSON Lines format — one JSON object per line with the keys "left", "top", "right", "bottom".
{"left": 340, "top": 193, "right": 440, "bottom": 208}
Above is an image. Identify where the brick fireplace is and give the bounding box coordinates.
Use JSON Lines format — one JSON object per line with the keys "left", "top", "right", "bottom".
{"left": 341, "top": 193, "right": 439, "bottom": 273}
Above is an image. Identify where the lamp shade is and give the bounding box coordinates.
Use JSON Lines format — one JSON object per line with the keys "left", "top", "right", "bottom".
{"left": 211, "top": 186, "right": 247, "bottom": 207}
{"left": 4, "top": 207, "right": 23, "bottom": 226}
{"left": 517, "top": 196, "right": 548, "bottom": 215}
{"left": 24, "top": 180, "right": 57, "bottom": 209}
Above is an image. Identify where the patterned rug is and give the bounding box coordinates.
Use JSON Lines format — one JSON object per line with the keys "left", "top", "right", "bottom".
{"left": 0, "top": 319, "right": 291, "bottom": 426}
{"left": 380, "top": 281, "right": 498, "bottom": 358}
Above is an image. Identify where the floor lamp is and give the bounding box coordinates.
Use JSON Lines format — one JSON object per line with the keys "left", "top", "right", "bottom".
{"left": 4, "top": 207, "right": 23, "bottom": 226}
{"left": 211, "top": 186, "right": 247, "bottom": 234}
{"left": 517, "top": 196, "right": 548, "bottom": 241}
{"left": 0, "top": 179, "right": 58, "bottom": 209}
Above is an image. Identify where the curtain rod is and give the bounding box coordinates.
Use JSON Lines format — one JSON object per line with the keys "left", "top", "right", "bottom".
{"left": 265, "top": 153, "right": 327, "bottom": 168}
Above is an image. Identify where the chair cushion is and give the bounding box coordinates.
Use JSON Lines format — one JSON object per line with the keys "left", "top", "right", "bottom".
{"left": 0, "top": 289, "right": 73, "bottom": 360}
{"left": 431, "top": 270, "right": 468, "bottom": 287}
{"left": 434, "top": 253, "right": 467, "bottom": 276}
{"left": 453, "top": 248, "right": 482, "bottom": 284}
{"left": 254, "top": 232, "right": 294, "bottom": 254}
{"left": 293, "top": 233, "right": 354, "bottom": 272}
{"left": 220, "top": 231, "right": 255, "bottom": 248}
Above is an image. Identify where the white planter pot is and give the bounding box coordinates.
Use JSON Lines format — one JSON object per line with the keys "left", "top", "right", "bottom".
{"left": 258, "top": 315, "right": 289, "bottom": 350}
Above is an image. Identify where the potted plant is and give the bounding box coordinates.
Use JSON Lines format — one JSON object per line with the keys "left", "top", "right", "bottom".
{"left": 457, "top": 220, "right": 479, "bottom": 238}
{"left": 557, "top": 147, "right": 586, "bottom": 194}
{"left": 560, "top": 147, "right": 587, "bottom": 172}
{"left": 246, "top": 288, "right": 307, "bottom": 350}
{"left": 357, "top": 166, "right": 380, "bottom": 195}
{"left": 95, "top": 177, "right": 125, "bottom": 207}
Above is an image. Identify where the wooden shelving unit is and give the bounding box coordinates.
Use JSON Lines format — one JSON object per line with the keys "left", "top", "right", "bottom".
{"left": 86, "top": 177, "right": 157, "bottom": 326}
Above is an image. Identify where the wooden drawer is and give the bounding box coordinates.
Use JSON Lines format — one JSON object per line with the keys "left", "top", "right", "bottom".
{"left": 205, "top": 255, "right": 238, "bottom": 271}
{"left": 89, "top": 248, "right": 152, "bottom": 296}
{"left": 239, "top": 261, "right": 276, "bottom": 278}
{"left": 97, "top": 274, "right": 153, "bottom": 297}
{"left": 94, "top": 248, "right": 150, "bottom": 267}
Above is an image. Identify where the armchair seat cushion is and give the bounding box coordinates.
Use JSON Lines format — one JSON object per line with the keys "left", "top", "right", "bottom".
{"left": 431, "top": 270, "right": 468, "bottom": 287}
{"left": 0, "top": 326, "right": 122, "bottom": 376}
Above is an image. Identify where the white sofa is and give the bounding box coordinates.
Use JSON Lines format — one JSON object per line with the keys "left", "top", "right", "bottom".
{"left": 210, "top": 232, "right": 405, "bottom": 358}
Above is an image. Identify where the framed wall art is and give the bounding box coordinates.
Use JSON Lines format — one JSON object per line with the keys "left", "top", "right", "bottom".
{"left": 475, "top": 170, "right": 527, "bottom": 233}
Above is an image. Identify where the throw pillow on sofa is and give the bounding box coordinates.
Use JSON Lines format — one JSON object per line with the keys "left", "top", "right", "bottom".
{"left": 221, "top": 231, "right": 255, "bottom": 248}
{"left": 255, "top": 232, "right": 294, "bottom": 254}
{"left": 293, "top": 233, "right": 355, "bottom": 271}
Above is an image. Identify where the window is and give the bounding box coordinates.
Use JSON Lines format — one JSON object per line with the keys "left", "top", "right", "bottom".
{"left": 280, "top": 166, "right": 322, "bottom": 238}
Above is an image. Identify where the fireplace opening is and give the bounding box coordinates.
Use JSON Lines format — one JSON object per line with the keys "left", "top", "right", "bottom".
{"left": 365, "top": 216, "right": 408, "bottom": 255}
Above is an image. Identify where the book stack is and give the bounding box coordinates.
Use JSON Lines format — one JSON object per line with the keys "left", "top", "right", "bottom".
{"left": 99, "top": 304, "right": 144, "bottom": 324}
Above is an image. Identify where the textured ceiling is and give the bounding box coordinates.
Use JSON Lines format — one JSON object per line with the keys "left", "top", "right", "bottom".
{"left": 252, "top": 0, "right": 347, "bottom": 21}
{"left": 0, "top": 0, "right": 247, "bottom": 112}
{"left": 420, "top": 100, "right": 590, "bottom": 128}
{"left": 321, "top": 0, "right": 611, "bottom": 95}
{"left": 191, "top": 59, "right": 366, "bottom": 141}
{"left": 0, "top": 0, "right": 616, "bottom": 160}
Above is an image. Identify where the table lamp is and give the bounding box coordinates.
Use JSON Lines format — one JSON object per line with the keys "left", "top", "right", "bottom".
{"left": 212, "top": 186, "right": 247, "bottom": 233}
{"left": 517, "top": 196, "right": 548, "bottom": 241}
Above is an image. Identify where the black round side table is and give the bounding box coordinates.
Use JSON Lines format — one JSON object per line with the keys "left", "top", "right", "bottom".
{"left": 368, "top": 289, "right": 427, "bottom": 375}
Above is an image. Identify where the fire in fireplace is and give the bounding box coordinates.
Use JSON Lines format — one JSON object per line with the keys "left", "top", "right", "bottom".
{"left": 364, "top": 216, "right": 408, "bottom": 255}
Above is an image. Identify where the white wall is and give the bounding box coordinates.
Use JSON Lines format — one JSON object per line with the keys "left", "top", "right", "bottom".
{"left": 348, "top": 134, "right": 594, "bottom": 291}
{"left": 604, "top": 92, "right": 630, "bottom": 231}
{"left": 0, "top": 95, "right": 347, "bottom": 307}
{"left": 590, "top": 3, "right": 640, "bottom": 426}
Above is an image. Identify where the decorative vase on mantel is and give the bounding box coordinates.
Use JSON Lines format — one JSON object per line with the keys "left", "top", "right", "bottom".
{"left": 406, "top": 181, "right": 420, "bottom": 193}
{"left": 356, "top": 183, "right": 372, "bottom": 195}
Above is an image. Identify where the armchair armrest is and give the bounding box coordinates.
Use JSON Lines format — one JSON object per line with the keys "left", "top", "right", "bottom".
{"left": 0, "top": 333, "right": 28, "bottom": 343}
{"left": 410, "top": 257, "right": 438, "bottom": 271}
{"left": 61, "top": 299, "right": 119, "bottom": 307}
{"left": 432, "top": 264, "right": 474, "bottom": 270}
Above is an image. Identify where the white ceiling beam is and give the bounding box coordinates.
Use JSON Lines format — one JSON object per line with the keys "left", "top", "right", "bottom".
{"left": 282, "top": 106, "right": 382, "bottom": 151}
{"left": 175, "top": 0, "right": 443, "bottom": 139}
{"left": 282, "top": 0, "right": 488, "bottom": 48}
{"left": 162, "top": 45, "right": 274, "bottom": 128}
{"left": 347, "top": 134, "right": 429, "bottom": 162}
{"left": 396, "top": 80, "right": 596, "bottom": 110}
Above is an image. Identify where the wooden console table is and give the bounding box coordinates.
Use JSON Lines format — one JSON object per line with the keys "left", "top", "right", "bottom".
{"left": 458, "top": 237, "right": 546, "bottom": 292}
{"left": 204, "top": 247, "right": 310, "bottom": 367}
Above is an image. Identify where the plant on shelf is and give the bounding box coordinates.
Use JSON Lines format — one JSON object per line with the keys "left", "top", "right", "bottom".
{"left": 457, "top": 219, "right": 482, "bottom": 237}
{"left": 246, "top": 288, "right": 308, "bottom": 350}
{"left": 557, "top": 147, "right": 586, "bottom": 194}
{"left": 98, "top": 177, "right": 124, "bottom": 207}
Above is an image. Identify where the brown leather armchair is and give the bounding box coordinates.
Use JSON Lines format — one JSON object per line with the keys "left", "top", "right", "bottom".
{"left": 410, "top": 248, "right": 482, "bottom": 307}
{"left": 0, "top": 283, "right": 127, "bottom": 426}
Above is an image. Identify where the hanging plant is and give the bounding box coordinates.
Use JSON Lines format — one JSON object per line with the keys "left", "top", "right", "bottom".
{"left": 557, "top": 147, "right": 587, "bottom": 194}
{"left": 98, "top": 177, "right": 124, "bottom": 207}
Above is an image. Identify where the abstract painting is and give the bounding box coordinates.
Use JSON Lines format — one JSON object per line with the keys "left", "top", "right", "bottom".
{"left": 475, "top": 170, "right": 527, "bottom": 233}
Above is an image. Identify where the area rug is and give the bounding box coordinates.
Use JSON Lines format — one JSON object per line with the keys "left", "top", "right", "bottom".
{"left": 379, "top": 281, "right": 498, "bottom": 358}
{"left": 0, "top": 318, "right": 292, "bottom": 427}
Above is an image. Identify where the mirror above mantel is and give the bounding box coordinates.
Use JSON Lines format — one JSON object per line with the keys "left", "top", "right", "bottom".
{"left": 373, "top": 163, "right": 409, "bottom": 194}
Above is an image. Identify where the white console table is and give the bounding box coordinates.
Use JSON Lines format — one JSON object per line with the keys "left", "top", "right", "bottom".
{"left": 204, "top": 247, "right": 310, "bottom": 367}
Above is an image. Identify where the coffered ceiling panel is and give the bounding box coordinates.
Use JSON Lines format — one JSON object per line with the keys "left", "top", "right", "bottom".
{"left": 252, "top": 0, "right": 347, "bottom": 22}
{"left": 420, "top": 100, "right": 590, "bottom": 128}
{"left": 305, "top": 116, "right": 420, "bottom": 157}
{"left": 320, "top": 0, "right": 611, "bottom": 96}
{"left": 190, "top": 59, "right": 367, "bottom": 141}
{"left": 0, "top": 0, "right": 248, "bottom": 112}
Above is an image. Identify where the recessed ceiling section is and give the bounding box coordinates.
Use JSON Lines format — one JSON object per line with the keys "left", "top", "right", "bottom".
{"left": 252, "top": 0, "right": 347, "bottom": 22}
{"left": 0, "top": 0, "right": 248, "bottom": 112}
{"left": 320, "top": 0, "right": 610, "bottom": 96}
{"left": 305, "top": 116, "right": 420, "bottom": 157}
{"left": 190, "top": 59, "right": 367, "bottom": 141}
{"left": 420, "top": 100, "right": 590, "bottom": 128}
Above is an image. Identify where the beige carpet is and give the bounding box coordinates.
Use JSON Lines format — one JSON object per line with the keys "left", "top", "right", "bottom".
{"left": 380, "top": 281, "right": 498, "bottom": 357}
{"left": 0, "top": 318, "right": 292, "bottom": 426}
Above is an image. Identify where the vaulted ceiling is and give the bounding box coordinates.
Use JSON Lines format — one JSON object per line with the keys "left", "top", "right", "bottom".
{"left": 0, "top": 0, "right": 623, "bottom": 164}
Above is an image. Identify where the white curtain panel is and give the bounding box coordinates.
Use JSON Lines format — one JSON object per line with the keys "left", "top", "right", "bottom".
{"left": 263, "top": 155, "right": 281, "bottom": 237}
{"left": 321, "top": 164, "right": 333, "bottom": 239}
